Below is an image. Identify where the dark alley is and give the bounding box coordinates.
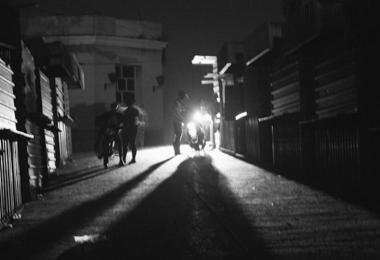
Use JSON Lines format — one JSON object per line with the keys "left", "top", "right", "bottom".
{"left": 1, "top": 146, "right": 380, "bottom": 260}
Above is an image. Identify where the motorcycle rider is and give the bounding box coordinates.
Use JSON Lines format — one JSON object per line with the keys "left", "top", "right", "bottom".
{"left": 186, "top": 100, "right": 207, "bottom": 152}
{"left": 186, "top": 118, "right": 206, "bottom": 151}
{"left": 172, "top": 90, "right": 188, "bottom": 155}
{"left": 94, "top": 102, "right": 124, "bottom": 168}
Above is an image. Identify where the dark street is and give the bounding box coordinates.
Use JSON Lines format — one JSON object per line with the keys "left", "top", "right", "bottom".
{"left": 2, "top": 2, "right": 380, "bottom": 260}
{"left": 1, "top": 146, "right": 380, "bottom": 260}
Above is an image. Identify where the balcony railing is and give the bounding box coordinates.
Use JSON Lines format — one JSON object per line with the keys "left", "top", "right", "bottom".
{"left": 282, "top": 0, "right": 346, "bottom": 55}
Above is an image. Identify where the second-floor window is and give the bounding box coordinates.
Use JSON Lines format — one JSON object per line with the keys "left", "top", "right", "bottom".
{"left": 115, "top": 64, "right": 135, "bottom": 104}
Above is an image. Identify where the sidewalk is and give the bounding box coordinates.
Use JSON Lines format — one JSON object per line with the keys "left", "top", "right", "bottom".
{"left": 47, "top": 152, "right": 120, "bottom": 191}
{"left": 55, "top": 151, "right": 105, "bottom": 175}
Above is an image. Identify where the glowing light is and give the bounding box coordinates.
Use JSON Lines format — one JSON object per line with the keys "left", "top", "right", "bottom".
{"left": 235, "top": 112, "right": 247, "bottom": 120}
{"left": 191, "top": 55, "right": 217, "bottom": 65}
{"left": 214, "top": 131, "right": 220, "bottom": 149}
{"left": 203, "top": 114, "right": 211, "bottom": 122}
{"left": 187, "top": 122, "right": 196, "bottom": 130}
{"left": 216, "top": 113, "right": 221, "bottom": 119}
{"left": 201, "top": 79, "right": 216, "bottom": 85}
{"left": 193, "top": 112, "right": 202, "bottom": 122}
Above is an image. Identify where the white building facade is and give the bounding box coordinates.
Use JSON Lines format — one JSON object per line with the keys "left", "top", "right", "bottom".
{"left": 21, "top": 16, "right": 167, "bottom": 152}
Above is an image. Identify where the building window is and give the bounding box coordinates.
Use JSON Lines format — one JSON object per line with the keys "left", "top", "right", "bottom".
{"left": 115, "top": 64, "right": 135, "bottom": 104}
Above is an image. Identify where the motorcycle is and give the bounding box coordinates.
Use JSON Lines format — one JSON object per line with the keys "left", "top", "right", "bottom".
{"left": 186, "top": 111, "right": 208, "bottom": 152}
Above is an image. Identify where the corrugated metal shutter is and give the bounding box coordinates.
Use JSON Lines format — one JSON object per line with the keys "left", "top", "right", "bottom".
{"left": 40, "top": 73, "right": 56, "bottom": 174}
{"left": 55, "top": 78, "right": 70, "bottom": 165}
{"left": 0, "top": 58, "right": 22, "bottom": 226}
{"left": 64, "top": 82, "right": 72, "bottom": 156}
{"left": 0, "top": 59, "right": 16, "bottom": 129}
{"left": 25, "top": 120, "right": 43, "bottom": 195}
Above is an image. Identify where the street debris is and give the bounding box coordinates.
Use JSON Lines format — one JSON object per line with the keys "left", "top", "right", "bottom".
{"left": 73, "top": 234, "right": 108, "bottom": 243}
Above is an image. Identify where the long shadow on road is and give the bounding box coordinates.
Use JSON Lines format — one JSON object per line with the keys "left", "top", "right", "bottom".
{"left": 177, "top": 156, "right": 273, "bottom": 260}
{"left": 56, "top": 155, "right": 273, "bottom": 260}
{"left": 45, "top": 165, "right": 116, "bottom": 192}
{"left": 0, "top": 158, "right": 173, "bottom": 260}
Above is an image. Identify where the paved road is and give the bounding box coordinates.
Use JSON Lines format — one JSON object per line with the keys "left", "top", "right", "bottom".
{"left": 1, "top": 146, "right": 380, "bottom": 259}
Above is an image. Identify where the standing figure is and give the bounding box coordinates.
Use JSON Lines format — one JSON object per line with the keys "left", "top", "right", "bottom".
{"left": 94, "top": 102, "right": 124, "bottom": 168}
{"left": 172, "top": 90, "right": 188, "bottom": 155}
{"left": 121, "top": 98, "right": 140, "bottom": 164}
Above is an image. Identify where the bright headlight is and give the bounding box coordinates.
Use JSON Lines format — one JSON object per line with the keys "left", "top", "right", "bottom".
{"left": 203, "top": 114, "right": 211, "bottom": 122}
{"left": 193, "top": 112, "right": 202, "bottom": 122}
{"left": 187, "top": 122, "right": 196, "bottom": 130}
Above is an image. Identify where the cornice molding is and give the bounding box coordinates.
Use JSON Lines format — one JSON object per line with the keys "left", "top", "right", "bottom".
{"left": 42, "top": 35, "right": 167, "bottom": 50}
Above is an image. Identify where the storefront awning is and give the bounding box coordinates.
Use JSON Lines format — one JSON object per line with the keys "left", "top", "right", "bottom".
{"left": 22, "top": 38, "right": 84, "bottom": 89}
{"left": 64, "top": 53, "right": 85, "bottom": 90}
{"left": 0, "top": 128, "right": 34, "bottom": 140}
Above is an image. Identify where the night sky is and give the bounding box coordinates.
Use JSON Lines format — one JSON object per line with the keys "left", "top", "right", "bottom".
{"left": 20, "top": 0, "right": 284, "bottom": 142}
